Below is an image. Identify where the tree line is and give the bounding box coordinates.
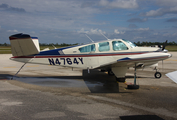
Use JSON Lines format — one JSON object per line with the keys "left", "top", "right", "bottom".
{"left": 39, "top": 43, "right": 79, "bottom": 47}
{"left": 134, "top": 41, "right": 177, "bottom": 46}
{"left": 0, "top": 43, "right": 79, "bottom": 47}
{"left": 0, "top": 41, "right": 177, "bottom": 47}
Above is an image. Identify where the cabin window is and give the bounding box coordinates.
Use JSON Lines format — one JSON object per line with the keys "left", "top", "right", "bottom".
{"left": 79, "top": 44, "right": 95, "bottom": 53}
{"left": 98, "top": 42, "right": 110, "bottom": 52}
{"left": 112, "top": 41, "right": 128, "bottom": 51}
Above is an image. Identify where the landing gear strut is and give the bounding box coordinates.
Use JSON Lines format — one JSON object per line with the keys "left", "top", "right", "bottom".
{"left": 127, "top": 63, "right": 139, "bottom": 89}
{"left": 108, "top": 69, "right": 114, "bottom": 76}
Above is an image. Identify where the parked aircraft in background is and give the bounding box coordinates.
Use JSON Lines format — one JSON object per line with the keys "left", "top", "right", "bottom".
{"left": 9, "top": 33, "right": 172, "bottom": 89}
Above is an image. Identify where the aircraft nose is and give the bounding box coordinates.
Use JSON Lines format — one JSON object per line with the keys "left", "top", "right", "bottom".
{"left": 168, "top": 53, "right": 172, "bottom": 58}
{"left": 10, "top": 57, "right": 13, "bottom": 60}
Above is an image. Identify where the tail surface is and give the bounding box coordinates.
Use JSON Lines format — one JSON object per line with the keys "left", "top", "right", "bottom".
{"left": 9, "top": 33, "right": 40, "bottom": 56}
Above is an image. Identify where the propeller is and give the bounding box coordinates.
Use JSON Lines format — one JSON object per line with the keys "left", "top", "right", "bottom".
{"left": 158, "top": 44, "right": 161, "bottom": 48}
{"left": 162, "top": 40, "right": 168, "bottom": 51}
{"left": 158, "top": 40, "right": 168, "bottom": 52}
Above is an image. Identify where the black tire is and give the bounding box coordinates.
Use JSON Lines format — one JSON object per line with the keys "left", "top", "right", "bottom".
{"left": 127, "top": 85, "right": 139, "bottom": 89}
{"left": 116, "top": 78, "right": 125, "bottom": 82}
{"left": 100, "top": 69, "right": 106, "bottom": 72}
{"left": 154, "top": 72, "right": 162, "bottom": 79}
{"left": 108, "top": 70, "right": 114, "bottom": 76}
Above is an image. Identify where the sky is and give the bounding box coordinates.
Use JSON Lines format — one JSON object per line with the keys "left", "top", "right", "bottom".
{"left": 0, "top": 0, "right": 177, "bottom": 44}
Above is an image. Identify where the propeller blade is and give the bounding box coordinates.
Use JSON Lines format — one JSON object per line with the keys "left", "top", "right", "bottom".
{"left": 162, "top": 40, "right": 168, "bottom": 51}
{"left": 158, "top": 43, "right": 161, "bottom": 48}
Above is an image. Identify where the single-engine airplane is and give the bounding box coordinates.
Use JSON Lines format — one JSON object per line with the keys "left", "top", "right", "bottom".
{"left": 9, "top": 33, "right": 172, "bottom": 89}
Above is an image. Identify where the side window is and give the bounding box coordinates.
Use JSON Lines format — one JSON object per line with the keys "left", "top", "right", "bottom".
{"left": 112, "top": 41, "right": 128, "bottom": 51}
{"left": 98, "top": 42, "right": 110, "bottom": 52}
{"left": 79, "top": 44, "right": 95, "bottom": 53}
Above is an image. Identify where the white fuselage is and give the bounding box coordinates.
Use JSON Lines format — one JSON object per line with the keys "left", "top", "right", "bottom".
{"left": 10, "top": 39, "right": 171, "bottom": 68}
{"left": 10, "top": 39, "right": 172, "bottom": 78}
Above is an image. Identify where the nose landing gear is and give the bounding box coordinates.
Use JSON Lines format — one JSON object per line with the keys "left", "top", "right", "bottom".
{"left": 154, "top": 67, "right": 162, "bottom": 79}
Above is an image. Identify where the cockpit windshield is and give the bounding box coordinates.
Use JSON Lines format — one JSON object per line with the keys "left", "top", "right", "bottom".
{"left": 123, "top": 39, "right": 137, "bottom": 48}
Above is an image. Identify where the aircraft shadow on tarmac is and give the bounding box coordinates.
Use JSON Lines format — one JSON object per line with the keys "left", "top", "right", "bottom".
{"left": 40, "top": 69, "right": 128, "bottom": 93}
{"left": 1, "top": 69, "right": 145, "bottom": 93}
{"left": 82, "top": 69, "right": 120, "bottom": 93}
{"left": 0, "top": 74, "right": 13, "bottom": 80}
{"left": 120, "top": 115, "right": 164, "bottom": 120}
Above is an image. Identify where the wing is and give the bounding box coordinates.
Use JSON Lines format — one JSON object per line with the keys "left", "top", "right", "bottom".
{"left": 99, "top": 52, "right": 171, "bottom": 69}
{"left": 116, "top": 52, "right": 170, "bottom": 67}
{"left": 97, "top": 52, "right": 171, "bottom": 78}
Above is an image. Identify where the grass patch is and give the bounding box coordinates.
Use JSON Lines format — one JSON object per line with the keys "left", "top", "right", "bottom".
{"left": 0, "top": 46, "right": 11, "bottom": 54}
{"left": 0, "top": 46, "right": 64, "bottom": 54}
{"left": 0, "top": 50, "right": 11, "bottom": 54}
{"left": 166, "top": 46, "right": 177, "bottom": 51}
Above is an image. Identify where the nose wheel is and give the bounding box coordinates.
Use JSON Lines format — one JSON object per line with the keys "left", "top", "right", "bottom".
{"left": 154, "top": 72, "right": 162, "bottom": 79}
{"left": 154, "top": 67, "right": 162, "bottom": 79}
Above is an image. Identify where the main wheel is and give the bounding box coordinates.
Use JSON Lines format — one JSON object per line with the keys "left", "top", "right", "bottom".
{"left": 116, "top": 78, "right": 125, "bottom": 82}
{"left": 127, "top": 85, "right": 139, "bottom": 89}
{"left": 108, "top": 69, "right": 114, "bottom": 76}
{"left": 100, "top": 69, "right": 106, "bottom": 72}
{"left": 154, "top": 72, "right": 162, "bottom": 79}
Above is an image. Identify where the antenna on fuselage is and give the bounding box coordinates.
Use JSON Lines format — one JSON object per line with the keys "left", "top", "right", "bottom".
{"left": 99, "top": 31, "right": 109, "bottom": 40}
{"left": 85, "top": 34, "right": 94, "bottom": 43}
{"left": 52, "top": 44, "right": 57, "bottom": 49}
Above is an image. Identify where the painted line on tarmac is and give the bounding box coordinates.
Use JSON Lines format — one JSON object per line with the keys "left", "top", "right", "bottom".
{"left": 3, "top": 66, "right": 16, "bottom": 68}
{"left": 165, "top": 59, "right": 177, "bottom": 61}
{"left": 26, "top": 65, "right": 39, "bottom": 67}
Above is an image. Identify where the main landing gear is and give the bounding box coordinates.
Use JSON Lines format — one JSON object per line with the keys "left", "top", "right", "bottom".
{"left": 106, "top": 67, "right": 139, "bottom": 89}
{"left": 107, "top": 69, "right": 126, "bottom": 82}
{"left": 108, "top": 69, "right": 114, "bottom": 76}
{"left": 127, "top": 63, "right": 139, "bottom": 89}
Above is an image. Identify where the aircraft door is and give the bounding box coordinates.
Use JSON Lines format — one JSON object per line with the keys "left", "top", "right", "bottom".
{"left": 97, "top": 41, "right": 115, "bottom": 68}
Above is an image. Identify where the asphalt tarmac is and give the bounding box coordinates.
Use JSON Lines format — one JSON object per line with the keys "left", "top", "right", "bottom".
{"left": 0, "top": 53, "right": 177, "bottom": 120}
